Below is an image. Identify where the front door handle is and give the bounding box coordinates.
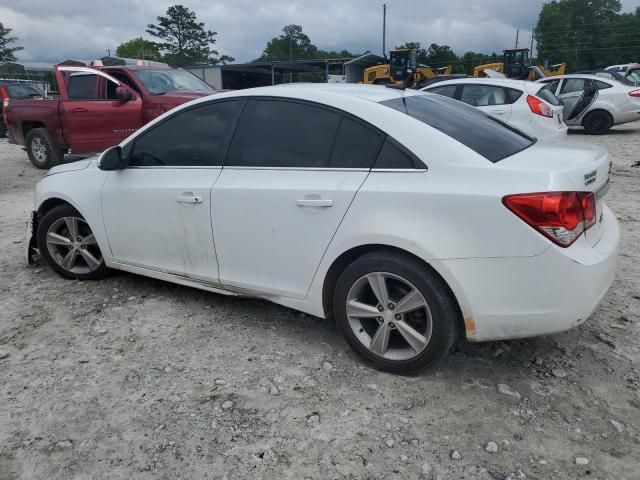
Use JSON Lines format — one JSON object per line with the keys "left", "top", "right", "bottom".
{"left": 296, "top": 198, "right": 333, "bottom": 208}
{"left": 176, "top": 193, "right": 202, "bottom": 204}
{"left": 71, "top": 107, "right": 88, "bottom": 113}
{"left": 491, "top": 110, "right": 507, "bottom": 115}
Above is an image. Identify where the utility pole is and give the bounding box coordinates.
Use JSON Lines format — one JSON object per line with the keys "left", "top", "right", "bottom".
{"left": 289, "top": 34, "right": 293, "bottom": 83}
{"left": 515, "top": 29, "right": 519, "bottom": 49}
{"left": 106, "top": 48, "right": 111, "bottom": 57}
{"left": 382, "top": 4, "right": 387, "bottom": 59}
{"left": 530, "top": 27, "right": 535, "bottom": 57}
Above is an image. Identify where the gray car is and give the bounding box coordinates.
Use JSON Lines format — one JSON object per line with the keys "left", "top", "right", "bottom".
{"left": 537, "top": 74, "right": 640, "bottom": 134}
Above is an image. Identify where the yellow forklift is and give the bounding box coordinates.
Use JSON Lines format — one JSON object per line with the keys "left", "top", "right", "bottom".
{"left": 363, "top": 48, "right": 452, "bottom": 86}
{"left": 473, "top": 48, "right": 565, "bottom": 80}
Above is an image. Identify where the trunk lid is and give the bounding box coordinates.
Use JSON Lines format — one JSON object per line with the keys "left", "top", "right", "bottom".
{"left": 499, "top": 141, "right": 611, "bottom": 246}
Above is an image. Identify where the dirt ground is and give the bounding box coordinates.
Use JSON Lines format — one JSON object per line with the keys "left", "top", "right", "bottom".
{"left": 0, "top": 126, "right": 639, "bottom": 480}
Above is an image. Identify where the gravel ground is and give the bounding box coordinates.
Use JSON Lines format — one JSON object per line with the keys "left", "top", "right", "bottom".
{"left": 0, "top": 126, "right": 639, "bottom": 480}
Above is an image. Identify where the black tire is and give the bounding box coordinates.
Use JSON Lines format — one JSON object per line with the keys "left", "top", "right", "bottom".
{"left": 582, "top": 110, "right": 613, "bottom": 135}
{"left": 333, "top": 251, "right": 460, "bottom": 374}
{"left": 26, "top": 127, "right": 64, "bottom": 169}
{"left": 0, "top": 121, "right": 7, "bottom": 138}
{"left": 37, "top": 204, "right": 109, "bottom": 280}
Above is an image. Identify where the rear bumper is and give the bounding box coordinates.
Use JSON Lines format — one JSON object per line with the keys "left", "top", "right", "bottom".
{"left": 531, "top": 118, "right": 568, "bottom": 141}
{"left": 443, "top": 205, "right": 620, "bottom": 342}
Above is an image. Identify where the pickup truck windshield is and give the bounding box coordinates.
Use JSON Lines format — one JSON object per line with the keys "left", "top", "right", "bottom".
{"left": 133, "top": 69, "right": 214, "bottom": 95}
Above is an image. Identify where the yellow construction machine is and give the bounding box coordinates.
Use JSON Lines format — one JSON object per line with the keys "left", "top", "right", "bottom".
{"left": 473, "top": 48, "right": 566, "bottom": 80}
{"left": 363, "top": 48, "right": 452, "bottom": 86}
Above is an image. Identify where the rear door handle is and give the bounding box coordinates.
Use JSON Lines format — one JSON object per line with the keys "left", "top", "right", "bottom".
{"left": 296, "top": 199, "right": 333, "bottom": 208}
{"left": 176, "top": 193, "right": 202, "bottom": 204}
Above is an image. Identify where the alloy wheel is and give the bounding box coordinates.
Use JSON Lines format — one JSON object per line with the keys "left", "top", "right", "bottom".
{"left": 46, "top": 216, "right": 102, "bottom": 274}
{"left": 31, "top": 137, "right": 47, "bottom": 163}
{"left": 346, "top": 272, "right": 433, "bottom": 361}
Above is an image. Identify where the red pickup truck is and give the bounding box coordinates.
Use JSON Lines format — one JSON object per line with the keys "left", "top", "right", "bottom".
{"left": 5, "top": 63, "right": 216, "bottom": 168}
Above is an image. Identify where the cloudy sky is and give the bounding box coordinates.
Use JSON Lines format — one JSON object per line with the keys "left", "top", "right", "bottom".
{"left": 2, "top": 0, "right": 640, "bottom": 63}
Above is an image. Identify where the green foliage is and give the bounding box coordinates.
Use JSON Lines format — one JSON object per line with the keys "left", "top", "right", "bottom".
{"left": 535, "top": 0, "right": 639, "bottom": 71}
{"left": 0, "top": 22, "right": 23, "bottom": 62}
{"left": 260, "top": 25, "right": 318, "bottom": 60}
{"left": 146, "top": 4, "right": 226, "bottom": 66}
{"left": 115, "top": 38, "right": 162, "bottom": 61}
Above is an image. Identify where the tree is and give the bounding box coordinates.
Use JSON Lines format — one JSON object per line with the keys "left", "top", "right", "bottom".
{"left": 116, "top": 37, "right": 162, "bottom": 60}
{"left": 146, "top": 5, "right": 219, "bottom": 66}
{"left": 535, "top": 0, "right": 624, "bottom": 71}
{"left": 260, "top": 24, "right": 318, "bottom": 60}
{"left": 0, "top": 22, "right": 23, "bottom": 61}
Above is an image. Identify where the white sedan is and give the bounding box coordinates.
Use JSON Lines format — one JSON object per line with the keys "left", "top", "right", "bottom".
{"left": 26, "top": 85, "right": 619, "bottom": 374}
{"left": 538, "top": 74, "right": 640, "bottom": 134}
{"left": 421, "top": 77, "right": 568, "bottom": 141}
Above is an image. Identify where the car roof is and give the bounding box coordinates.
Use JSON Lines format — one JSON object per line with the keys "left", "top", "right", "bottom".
{"left": 539, "top": 74, "right": 615, "bottom": 81}
{"left": 421, "top": 77, "right": 534, "bottom": 90}
{"left": 220, "top": 83, "right": 427, "bottom": 103}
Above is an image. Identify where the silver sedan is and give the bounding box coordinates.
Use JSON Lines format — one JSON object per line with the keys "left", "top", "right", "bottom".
{"left": 537, "top": 74, "right": 640, "bottom": 134}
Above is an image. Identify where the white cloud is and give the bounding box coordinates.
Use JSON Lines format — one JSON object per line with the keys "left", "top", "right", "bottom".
{"left": 2, "top": 0, "right": 639, "bottom": 63}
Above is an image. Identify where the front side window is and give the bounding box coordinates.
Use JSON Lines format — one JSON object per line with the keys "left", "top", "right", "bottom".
{"left": 67, "top": 74, "right": 99, "bottom": 100}
{"left": 227, "top": 99, "right": 341, "bottom": 168}
{"left": 130, "top": 100, "right": 242, "bottom": 167}
{"left": 133, "top": 69, "right": 214, "bottom": 95}
{"left": 380, "top": 95, "right": 533, "bottom": 163}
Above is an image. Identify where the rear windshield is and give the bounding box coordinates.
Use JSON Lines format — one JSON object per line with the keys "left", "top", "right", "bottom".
{"left": 535, "top": 84, "right": 562, "bottom": 106}
{"left": 380, "top": 94, "right": 534, "bottom": 163}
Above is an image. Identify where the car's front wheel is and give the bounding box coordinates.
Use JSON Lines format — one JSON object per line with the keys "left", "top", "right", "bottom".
{"left": 37, "top": 204, "right": 109, "bottom": 280}
{"left": 333, "top": 251, "right": 460, "bottom": 374}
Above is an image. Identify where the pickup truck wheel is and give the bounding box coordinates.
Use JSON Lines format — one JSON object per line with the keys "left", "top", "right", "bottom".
{"left": 26, "top": 128, "right": 64, "bottom": 169}
{"left": 0, "top": 121, "right": 7, "bottom": 138}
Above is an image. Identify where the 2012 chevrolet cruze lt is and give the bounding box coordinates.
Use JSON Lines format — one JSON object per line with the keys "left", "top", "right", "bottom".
{"left": 26, "top": 84, "right": 620, "bottom": 374}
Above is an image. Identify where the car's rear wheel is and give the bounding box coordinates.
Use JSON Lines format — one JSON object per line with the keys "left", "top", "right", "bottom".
{"left": 333, "top": 251, "right": 459, "bottom": 374}
{"left": 582, "top": 110, "right": 613, "bottom": 135}
{"left": 37, "top": 204, "right": 109, "bottom": 280}
{"left": 26, "top": 128, "right": 64, "bottom": 169}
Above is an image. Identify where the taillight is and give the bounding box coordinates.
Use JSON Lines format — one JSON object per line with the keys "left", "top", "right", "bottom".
{"left": 527, "top": 95, "right": 553, "bottom": 117}
{"left": 629, "top": 89, "right": 640, "bottom": 97}
{"left": 503, "top": 191, "right": 597, "bottom": 247}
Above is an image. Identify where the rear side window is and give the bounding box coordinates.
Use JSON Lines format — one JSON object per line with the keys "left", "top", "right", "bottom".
{"left": 428, "top": 85, "right": 457, "bottom": 98}
{"left": 535, "top": 85, "right": 562, "bottom": 106}
{"left": 541, "top": 79, "right": 560, "bottom": 93}
{"left": 374, "top": 140, "right": 421, "bottom": 169}
{"left": 228, "top": 99, "right": 340, "bottom": 168}
{"left": 381, "top": 95, "right": 533, "bottom": 163}
{"left": 459, "top": 85, "right": 520, "bottom": 106}
{"left": 560, "top": 78, "right": 586, "bottom": 94}
{"left": 130, "top": 100, "right": 241, "bottom": 167}
{"left": 329, "top": 118, "right": 384, "bottom": 168}
{"left": 595, "top": 80, "right": 613, "bottom": 90}
{"left": 5, "top": 84, "right": 43, "bottom": 99}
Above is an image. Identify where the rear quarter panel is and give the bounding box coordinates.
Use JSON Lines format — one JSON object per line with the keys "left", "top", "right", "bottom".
{"left": 6, "top": 99, "right": 65, "bottom": 147}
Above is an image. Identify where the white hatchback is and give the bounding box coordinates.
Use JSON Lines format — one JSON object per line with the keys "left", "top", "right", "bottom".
{"left": 26, "top": 85, "right": 619, "bottom": 373}
{"left": 421, "top": 77, "right": 568, "bottom": 141}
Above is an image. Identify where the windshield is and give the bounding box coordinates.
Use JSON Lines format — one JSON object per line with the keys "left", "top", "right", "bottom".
{"left": 133, "top": 69, "right": 214, "bottom": 95}
{"left": 380, "top": 94, "right": 534, "bottom": 163}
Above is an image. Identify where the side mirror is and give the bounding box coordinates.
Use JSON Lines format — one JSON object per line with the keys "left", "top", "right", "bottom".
{"left": 115, "top": 86, "right": 134, "bottom": 102}
{"left": 99, "top": 146, "right": 125, "bottom": 170}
